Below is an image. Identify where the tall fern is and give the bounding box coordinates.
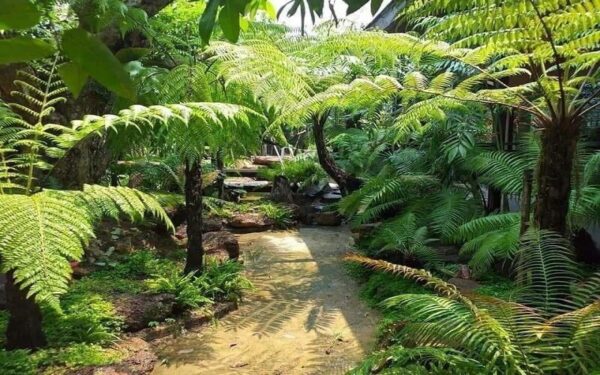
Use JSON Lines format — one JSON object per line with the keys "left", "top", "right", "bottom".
{"left": 347, "top": 229, "right": 600, "bottom": 374}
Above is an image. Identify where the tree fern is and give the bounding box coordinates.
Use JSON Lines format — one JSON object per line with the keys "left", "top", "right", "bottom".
{"left": 347, "top": 228, "right": 600, "bottom": 374}
{"left": 369, "top": 213, "right": 441, "bottom": 267}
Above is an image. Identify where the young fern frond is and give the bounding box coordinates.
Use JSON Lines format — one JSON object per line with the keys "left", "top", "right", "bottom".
{"left": 370, "top": 213, "right": 441, "bottom": 267}
{"left": 0, "top": 58, "right": 69, "bottom": 193}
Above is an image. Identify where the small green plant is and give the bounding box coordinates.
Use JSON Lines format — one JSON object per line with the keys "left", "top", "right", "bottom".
{"left": 257, "top": 203, "right": 294, "bottom": 228}
{"left": 43, "top": 293, "right": 123, "bottom": 346}
{"left": 36, "top": 343, "right": 123, "bottom": 369}
{"left": 0, "top": 349, "right": 36, "bottom": 375}
{"left": 146, "top": 271, "right": 212, "bottom": 310}
{"left": 0, "top": 344, "right": 123, "bottom": 375}
{"left": 257, "top": 157, "right": 328, "bottom": 189}
{"left": 199, "top": 259, "right": 254, "bottom": 302}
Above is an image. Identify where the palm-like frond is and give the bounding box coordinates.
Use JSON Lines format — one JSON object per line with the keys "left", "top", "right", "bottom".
{"left": 370, "top": 213, "right": 441, "bottom": 267}
{"left": 347, "top": 230, "right": 600, "bottom": 374}
{"left": 427, "top": 188, "right": 479, "bottom": 242}
{"left": 515, "top": 229, "right": 580, "bottom": 315}
{"left": 54, "top": 102, "right": 265, "bottom": 163}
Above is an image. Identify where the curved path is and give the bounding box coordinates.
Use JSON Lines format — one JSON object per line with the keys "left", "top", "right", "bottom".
{"left": 152, "top": 227, "right": 379, "bottom": 375}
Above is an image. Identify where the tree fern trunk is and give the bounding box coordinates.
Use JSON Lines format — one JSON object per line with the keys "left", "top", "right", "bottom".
{"left": 184, "top": 159, "right": 204, "bottom": 274}
{"left": 5, "top": 271, "right": 46, "bottom": 349}
{"left": 312, "top": 115, "right": 361, "bottom": 196}
{"left": 534, "top": 120, "right": 580, "bottom": 234}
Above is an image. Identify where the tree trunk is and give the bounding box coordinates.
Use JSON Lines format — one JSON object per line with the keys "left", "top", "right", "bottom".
{"left": 215, "top": 150, "right": 225, "bottom": 200}
{"left": 485, "top": 187, "right": 502, "bottom": 213}
{"left": 312, "top": 115, "right": 361, "bottom": 195}
{"left": 534, "top": 120, "right": 580, "bottom": 234}
{"left": 520, "top": 169, "right": 533, "bottom": 235}
{"left": 5, "top": 271, "right": 46, "bottom": 349}
{"left": 184, "top": 159, "right": 204, "bottom": 274}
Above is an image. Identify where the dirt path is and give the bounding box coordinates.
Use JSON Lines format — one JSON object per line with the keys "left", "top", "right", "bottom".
{"left": 152, "top": 226, "right": 379, "bottom": 375}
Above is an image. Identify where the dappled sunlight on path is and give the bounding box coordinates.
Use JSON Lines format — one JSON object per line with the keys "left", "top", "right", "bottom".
{"left": 152, "top": 227, "right": 378, "bottom": 374}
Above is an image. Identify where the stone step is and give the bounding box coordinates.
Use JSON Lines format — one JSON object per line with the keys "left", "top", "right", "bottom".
{"left": 224, "top": 177, "right": 272, "bottom": 192}
{"left": 225, "top": 166, "right": 263, "bottom": 177}
{"left": 252, "top": 155, "right": 291, "bottom": 166}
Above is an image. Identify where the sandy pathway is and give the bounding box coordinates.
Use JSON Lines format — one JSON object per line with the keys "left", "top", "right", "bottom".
{"left": 152, "top": 226, "right": 379, "bottom": 375}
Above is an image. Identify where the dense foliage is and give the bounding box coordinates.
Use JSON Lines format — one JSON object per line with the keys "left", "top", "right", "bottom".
{"left": 1, "top": 0, "right": 600, "bottom": 373}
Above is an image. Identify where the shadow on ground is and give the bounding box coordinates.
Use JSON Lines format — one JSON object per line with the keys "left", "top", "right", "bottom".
{"left": 152, "top": 226, "right": 379, "bottom": 375}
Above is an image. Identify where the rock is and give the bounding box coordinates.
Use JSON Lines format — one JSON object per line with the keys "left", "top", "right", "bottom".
{"left": 203, "top": 217, "right": 224, "bottom": 232}
{"left": 270, "top": 175, "right": 294, "bottom": 203}
{"left": 448, "top": 277, "right": 480, "bottom": 293}
{"left": 69, "top": 338, "right": 157, "bottom": 375}
{"left": 304, "top": 181, "right": 328, "bottom": 198}
{"left": 252, "top": 155, "right": 290, "bottom": 166}
{"left": 322, "top": 192, "right": 342, "bottom": 202}
{"left": 292, "top": 203, "right": 317, "bottom": 225}
{"left": 227, "top": 213, "right": 273, "bottom": 232}
{"left": 111, "top": 293, "right": 176, "bottom": 332}
{"left": 71, "top": 262, "right": 92, "bottom": 279}
{"left": 224, "top": 177, "right": 271, "bottom": 192}
{"left": 314, "top": 211, "right": 343, "bottom": 226}
{"left": 172, "top": 218, "right": 224, "bottom": 246}
{"left": 204, "top": 231, "right": 240, "bottom": 260}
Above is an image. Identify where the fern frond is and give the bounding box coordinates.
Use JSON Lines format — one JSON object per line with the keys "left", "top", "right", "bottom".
{"left": 516, "top": 229, "right": 580, "bottom": 315}
{"left": 0, "top": 186, "right": 172, "bottom": 308}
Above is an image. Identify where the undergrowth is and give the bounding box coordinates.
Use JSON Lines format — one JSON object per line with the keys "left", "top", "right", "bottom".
{"left": 0, "top": 249, "right": 251, "bottom": 374}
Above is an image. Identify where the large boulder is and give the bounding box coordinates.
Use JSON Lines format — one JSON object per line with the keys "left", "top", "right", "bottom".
{"left": 111, "top": 293, "right": 176, "bottom": 332}
{"left": 270, "top": 175, "right": 294, "bottom": 203}
{"left": 68, "top": 337, "right": 157, "bottom": 375}
{"left": 227, "top": 213, "right": 273, "bottom": 232}
{"left": 204, "top": 231, "right": 240, "bottom": 260}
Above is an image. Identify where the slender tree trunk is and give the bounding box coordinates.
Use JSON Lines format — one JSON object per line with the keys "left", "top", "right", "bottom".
{"left": 520, "top": 169, "right": 533, "bottom": 235}
{"left": 215, "top": 150, "right": 225, "bottom": 200}
{"left": 312, "top": 114, "right": 361, "bottom": 195}
{"left": 5, "top": 271, "right": 46, "bottom": 349}
{"left": 184, "top": 159, "right": 204, "bottom": 274}
{"left": 534, "top": 119, "right": 580, "bottom": 234}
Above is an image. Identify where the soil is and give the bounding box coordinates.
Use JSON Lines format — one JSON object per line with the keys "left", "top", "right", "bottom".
{"left": 151, "top": 226, "right": 379, "bottom": 375}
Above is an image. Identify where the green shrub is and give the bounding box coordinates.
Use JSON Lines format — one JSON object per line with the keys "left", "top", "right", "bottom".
{"left": 44, "top": 293, "right": 122, "bottom": 346}
{"left": 0, "top": 311, "right": 7, "bottom": 348}
{"left": 146, "top": 258, "right": 253, "bottom": 310}
{"left": 147, "top": 271, "right": 212, "bottom": 310}
{"left": 257, "top": 157, "right": 327, "bottom": 188}
{"left": 0, "top": 344, "right": 122, "bottom": 375}
{"left": 360, "top": 271, "right": 429, "bottom": 308}
{"left": 36, "top": 343, "right": 123, "bottom": 369}
{"left": 0, "top": 349, "right": 36, "bottom": 375}
{"left": 199, "top": 259, "right": 254, "bottom": 302}
{"left": 256, "top": 203, "right": 293, "bottom": 228}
